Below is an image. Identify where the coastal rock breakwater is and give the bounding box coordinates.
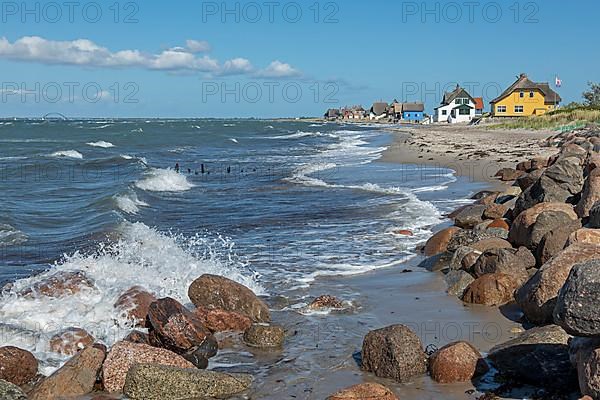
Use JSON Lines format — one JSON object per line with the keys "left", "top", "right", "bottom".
{"left": 352, "top": 125, "right": 600, "bottom": 398}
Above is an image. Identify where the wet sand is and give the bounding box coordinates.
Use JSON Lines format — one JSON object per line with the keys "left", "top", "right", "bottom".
{"left": 240, "top": 125, "right": 560, "bottom": 399}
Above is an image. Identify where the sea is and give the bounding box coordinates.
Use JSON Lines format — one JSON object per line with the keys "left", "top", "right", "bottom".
{"left": 0, "top": 119, "right": 486, "bottom": 397}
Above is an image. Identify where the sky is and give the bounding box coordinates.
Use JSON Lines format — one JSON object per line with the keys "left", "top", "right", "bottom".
{"left": 0, "top": 0, "right": 598, "bottom": 118}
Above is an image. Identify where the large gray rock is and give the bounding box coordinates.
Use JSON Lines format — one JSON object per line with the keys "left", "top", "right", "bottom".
{"left": 361, "top": 324, "right": 427, "bottom": 382}
{"left": 508, "top": 202, "right": 578, "bottom": 249}
{"left": 589, "top": 201, "right": 600, "bottom": 228}
{"left": 447, "top": 229, "right": 507, "bottom": 253}
{"left": 554, "top": 259, "right": 600, "bottom": 336}
{"left": 536, "top": 218, "right": 582, "bottom": 265}
{"left": 488, "top": 325, "right": 576, "bottom": 389}
{"left": 472, "top": 247, "right": 535, "bottom": 279}
{"left": 576, "top": 169, "right": 600, "bottom": 218}
{"left": 573, "top": 342, "right": 600, "bottom": 398}
{"left": 417, "top": 252, "right": 451, "bottom": 272}
{"left": 444, "top": 270, "right": 474, "bottom": 297}
{"left": 516, "top": 243, "right": 600, "bottom": 325}
{"left": 449, "top": 246, "right": 478, "bottom": 270}
{"left": 0, "top": 380, "right": 27, "bottom": 400}
{"left": 123, "top": 364, "right": 252, "bottom": 400}
{"left": 514, "top": 157, "right": 584, "bottom": 216}
{"left": 454, "top": 205, "right": 486, "bottom": 229}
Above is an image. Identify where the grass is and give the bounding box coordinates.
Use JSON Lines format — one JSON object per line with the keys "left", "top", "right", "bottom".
{"left": 487, "top": 107, "right": 600, "bottom": 131}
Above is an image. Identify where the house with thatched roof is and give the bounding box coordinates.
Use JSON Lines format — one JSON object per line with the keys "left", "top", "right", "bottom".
{"left": 369, "top": 102, "right": 389, "bottom": 120}
{"left": 434, "top": 85, "right": 477, "bottom": 123}
{"left": 490, "top": 73, "right": 561, "bottom": 117}
{"left": 401, "top": 102, "right": 425, "bottom": 122}
{"left": 324, "top": 108, "right": 342, "bottom": 120}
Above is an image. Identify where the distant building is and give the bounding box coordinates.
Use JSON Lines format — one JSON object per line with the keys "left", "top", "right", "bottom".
{"left": 474, "top": 97, "right": 484, "bottom": 116}
{"left": 390, "top": 100, "right": 403, "bottom": 121}
{"left": 434, "top": 85, "right": 476, "bottom": 123}
{"left": 324, "top": 108, "right": 341, "bottom": 120}
{"left": 402, "top": 102, "right": 425, "bottom": 122}
{"left": 370, "top": 102, "right": 389, "bottom": 120}
{"left": 490, "top": 73, "right": 561, "bottom": 117}
{"left": 342, "top": 106, "right": 366, "bottom": 120}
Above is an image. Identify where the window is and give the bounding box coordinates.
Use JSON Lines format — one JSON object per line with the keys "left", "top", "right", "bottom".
{"left": 459, "top": 108, "right": 470, "bottom": 115}
{"left": 530, "top": 91, "right": 534, "bottom": 98}
{"left": 455, "top": 99, "right": 460, "bottom": 104}
{"left": 515, "top": 105, "right": 524, "bottom": 113}
{"left": 520, "top": 91, "right": 524, "bottom": 98}
{"left": 442, "top": 110, "right": 447, "bottom": 115}
{"left": 497, "top": 105, "right": 507, "bottom": 113}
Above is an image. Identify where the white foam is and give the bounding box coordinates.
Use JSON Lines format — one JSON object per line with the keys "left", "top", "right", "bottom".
{"left": 120, "top": 154, "right": 133, "bottom": 160}
{"left": 0, "top": 224, "right": 28, "bottom": 246}
{"left": 86, "top": 141, "right": 114, "bottom": 148}
{"left": 49, "top": 150, "right": 83, "bottom": 159}
{"left": 114, "top": 192, "right": 149, "bottom": 214}
{"left": 229, "top": 138, "right": 239, "bottom": 143}
{"left": 0, "top": 222, "right": 263, "bottom": 375}
{"left": 135, "top": 168, "right": 194, "bottom": 192}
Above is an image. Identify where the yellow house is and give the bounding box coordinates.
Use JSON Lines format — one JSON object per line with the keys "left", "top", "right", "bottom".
{"left": 490, "top": 73, "right": 561, "bottom": 117}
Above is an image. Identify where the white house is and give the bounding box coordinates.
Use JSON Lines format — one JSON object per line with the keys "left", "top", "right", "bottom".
{"left": 434, "top": 85, "right": 477, "bottom": 123}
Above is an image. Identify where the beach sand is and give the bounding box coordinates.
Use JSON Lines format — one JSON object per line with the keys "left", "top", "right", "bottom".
{"left": 381, "top": 124, "right": 557, "bottom": 188}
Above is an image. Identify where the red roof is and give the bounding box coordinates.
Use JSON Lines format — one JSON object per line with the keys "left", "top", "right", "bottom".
{"left": 474, "top": 97, "right": 484, "bottom": 110}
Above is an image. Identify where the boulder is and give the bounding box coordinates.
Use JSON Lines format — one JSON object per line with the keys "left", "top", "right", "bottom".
{"left": 29, "top": 344, "right": 106, "bottom": 400}
{"left": 516, "top": 168, "right": 545, "bottom": 191}
{"left": 447, "top": 229, "right": 507, "bottom": 253}
{"left": 448, "top": 246, "right": 476, "bottom": 270}
{"left": 307, "top": 295, "right": 344, "bottom": 310}
{"left": 483, "top": 203, "right": 508, "bottom": 220}
{"left": 536, "top": 218, "right": 583, "bottom": 265}
{"left": 462, "top": 273, "right": 518, "bottom": 306}
{"left": 488, "top": 219, "right": 510, "bottom": 231}
{"left": 188, "top": 274, "right": 270, "bottom": 323}
{"left": 508, "top": 202, "right": 578, "bottom": 248}
{"left": 576, "top": 169, "right": 600, "bottom": 218}
{"left": 114, "top": 286, "right": 157, "bottom": 327}
{"left": 417, "top": 252, "right": 451, "bottom": 272}
{"left": 590, "top": 201, "right": 600, "bottom": 228}
{"left": 49, "top": 327, "right": 95, "bottom": 356}
{"left": 0, "top": 380, "right": 27, "bottom": 400}
{"left": 471, "top": 190, "right": 497, "bottom": 200}
{"left": 461, "top": 251, "right": 482, "bottom": 272}
{"left": 327, "top": 383, "right": 398, "bottom": 400}
{"left": 123, "top": 330, "right": 150, "bottom": 345}
{"left": 147, "top": 298, "right": 217, "bottom": 368}
{"left": 469, "top": 237, "right": 513, "bottom": 252}
{"left": 574, "top": 344, "right": 600, "bottom": 398}
{"left": 102, "top": 341, "right": 195, "bottom": 393}
{"left": 0, "top": 346, "right": 38, "bottom": 386}
{"left": 495, "top": 168, "right": 524, "bottom": 181}
{"left": 424, "top": 228, "right": 461, "bottom": 254}
{"left": 20, "top": 271, "right": 94, "bottom": 298}
{"left": 243, "top": 324, "right": 285, "bottom": 348}
{"left": 568, "top": 228, "right": 600, "bottom": 246}
{"left": 554, "top": 259, "right": 600, "bottom": 336}
{"left": 488, "top": 325, "right": 576, "bottom": 389}
{"left": 515, "top": 243, "right": 600, "bottom": 324}
{"left": 123, "top": 364, "right": 252, "bottom": 400}
{"left": 194, "top": 306, "right": 252, "bottom": 332}
{"left": 454, "top": 205, "right": 486, "bottom": 229}
{"left": 361, "top": 324, "right": 427, "bottom": 382}
{"left": 444, "top": 270, "right": 475, "bottom": 297}
{"left": 472, "top": 247, "right": 534, "bottom": 281}
{"left": 428, "top": 341, "right": 488, "bottom": 383}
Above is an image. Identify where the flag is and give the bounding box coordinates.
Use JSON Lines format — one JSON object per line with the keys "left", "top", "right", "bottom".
{"left": 555, "top": 75, "right": 562, "bottom": 88}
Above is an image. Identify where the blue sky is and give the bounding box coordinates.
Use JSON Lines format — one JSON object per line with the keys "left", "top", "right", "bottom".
{"left": 0, "top": 0, "right": 597, "bottom": 118}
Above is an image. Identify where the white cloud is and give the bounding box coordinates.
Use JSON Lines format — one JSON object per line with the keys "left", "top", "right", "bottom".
{"left": 185, "top": 39, "right": 211, "bottom": 53}
{"left": 0, "top": 36, "right": 300, "bottom": 79}
{"left": 255, "top": 60, "right": 301, "bottom": 79}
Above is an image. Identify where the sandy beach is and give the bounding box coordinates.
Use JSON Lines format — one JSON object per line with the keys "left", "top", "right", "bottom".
{"left": 381, "top": 124, "right": 558, "bottom": 187}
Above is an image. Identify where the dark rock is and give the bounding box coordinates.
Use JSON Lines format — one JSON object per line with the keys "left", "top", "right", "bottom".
{"left": 361, "top": 324, "right": 427, "bottom": 382}
{"left": 417, "top": 252, "right": 451, "bottom": 272}
{"left": 123, "top": 364, "right": 252, "bottom": 400}
{"left": 188, "top": 274, "right": 270, "bottom": 323}
{"left": 573, "top": 341, "right": 600, "bottom": 398}
{"left": 472, "top": 247, "right": 533, "bottom": 281}
{"left": 0, "top": 346, "right": 38, "bottom": 386}
{"left": 243, "top": 324, "right": 285, "bottom": 348}
{"left": 488, "top": 325, "right": 576, "bottom": 390}
{"left": 428, "top": 341, "right": 488, "bottom": 383}
{"left": 508, "top": 202, "right": 578, "bottom": 249}
{"left": 590, "top": 201, "right": 600, "bottom": 228}
{"left": 448, "top": 246, "right": 477, "bottom": 270}
{"left": 146, "top": 297, "right": 216, "bottom": 368}
{"left": 447, "top": 229, "right": 507, "bottom": 253}
{"left": 554, "top": 259, "right": 600, "bottom": 336}
{"left": 516, "top": 169, "right": 545, "bottom": 191}
{"left": 307, "top": 295, "right": 344, "bottom": 310}
{"left": 536, "top": 218, "right": 583, "bottom": 265}
{"left": 576, "top": 169, "right": 600, "bottom": 218}
{"left": 123, "top": 330, "right": 150, "bottom": 345}
{"left": 515, "top": 243, "right": 600, "bottom": 325}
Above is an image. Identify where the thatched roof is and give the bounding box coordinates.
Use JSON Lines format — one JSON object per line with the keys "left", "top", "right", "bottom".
{"left": 491, "top": 73, "right": 562, "bottom": 105}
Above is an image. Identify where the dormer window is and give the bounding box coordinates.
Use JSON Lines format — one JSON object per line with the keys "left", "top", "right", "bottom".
{"left": 520, "top": 91, "right": 524, "bottom": 98}
{"left": 529, "top": 91, "right": 534, "bottom": 98}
